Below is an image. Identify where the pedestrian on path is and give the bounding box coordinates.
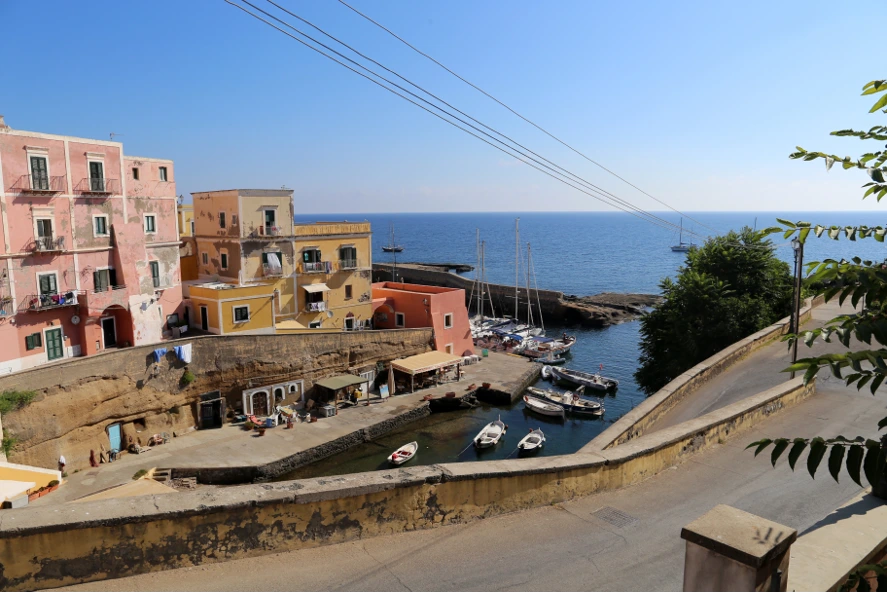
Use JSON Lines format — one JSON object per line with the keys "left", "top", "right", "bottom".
{"left": 58, "top": 454, "right": 66, "bottom": 473}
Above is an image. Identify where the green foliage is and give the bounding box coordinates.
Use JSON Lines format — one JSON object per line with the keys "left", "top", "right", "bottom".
{"left": 1, "top": 429, "right": 17, "bottom": 458}
{"left": 0, "top": 389, "right": 36, "bottom": 415}
{"left": 750, "top": 79, "right": 887, "bottom": 491}
{"left": 181, "top": 369, "right": 196, "bottom": 386}
{"left": 132, "top": 469, "right": 149, "bottom": 480}
{"left": 840, "top": 559, "right": 887, "bottom": 591}
{"left": 47, "top": 480, "right": 59, "bottom": 487}
{"left": 635, "top": 227, "right": 794, "bottom": 394}
{"left": 243, "top": 420, "right": 256, "bottom": 431}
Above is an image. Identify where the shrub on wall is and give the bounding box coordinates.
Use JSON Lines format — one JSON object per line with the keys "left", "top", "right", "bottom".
{"left": 181, "top": 369, "right": 196, "bottom": 386}
{"left": 1, "top": 429, "right": 17, "bottom": 457}
{"left": 0, "top": 389, "right": 36, "bottom": 414}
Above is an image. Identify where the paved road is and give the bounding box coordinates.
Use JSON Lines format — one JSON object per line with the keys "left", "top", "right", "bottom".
{"left": 61, "top": 378, "right": 885, "bottom": 592}
{"left": 652, "top": 299, "right": 859, "bottom": 430}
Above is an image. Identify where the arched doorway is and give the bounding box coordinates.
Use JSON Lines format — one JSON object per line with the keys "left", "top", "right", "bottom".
{"left": 98, "top": 305, "right": 134, "bottom": 349}
{"left": 273, "top": 386, "right": 285, "bottom": 404}
{"left": 251, "top": 391, "right": 269, "bottom": 416}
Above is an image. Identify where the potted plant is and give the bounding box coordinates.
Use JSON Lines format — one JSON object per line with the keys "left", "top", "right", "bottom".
{"left": 46, "top": 480, "right": 60, "bottom": 493}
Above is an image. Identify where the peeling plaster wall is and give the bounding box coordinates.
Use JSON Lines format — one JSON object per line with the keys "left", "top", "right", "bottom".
{"left": 0, "top": 328, "right": 433, "bottom": 470}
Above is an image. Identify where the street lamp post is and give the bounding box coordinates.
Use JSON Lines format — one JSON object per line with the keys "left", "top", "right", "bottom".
{"left": 790, "top": 238, "right": 804, "bottom": 379}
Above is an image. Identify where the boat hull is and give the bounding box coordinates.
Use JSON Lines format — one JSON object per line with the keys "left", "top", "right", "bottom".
{"left": 549, "top": 366, "right": 618, "bottom": 391}
{"left": 523, "top": 394, "right": 565, "bottom": 418}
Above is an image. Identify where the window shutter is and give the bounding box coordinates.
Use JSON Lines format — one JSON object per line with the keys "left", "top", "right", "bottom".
{"left": 262, "top": 253, "right": 268, "bottom": 264}
{"left": 93, "top": 271, "right": 101, "bottom": 291}
{"left": 25, "top": 335, "right": 33, "bottom": 351}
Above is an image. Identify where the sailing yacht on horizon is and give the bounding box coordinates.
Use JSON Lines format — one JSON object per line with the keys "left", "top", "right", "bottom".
{"left": 671, "top": 218, "right": 696, "bottom": 252}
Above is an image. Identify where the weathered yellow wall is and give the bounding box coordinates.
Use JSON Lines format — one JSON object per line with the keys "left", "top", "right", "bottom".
{"left": 220, "top": 294, "right": 275, "bottom": 334}
{"left": 188, "top": 295, "right": 221, "bottom": 333}
{"left": 240, "top": 194, "right": 294, "bottom": 236}
{"left": 295, "top": 227, "right": 373, "bottom": 330}
{"left": 0, "top": 462, "right": 60, "bottom": 491}
{"left": 0, "top": 378, "right": 813, "bottom": 591}
{"left": 177, "top": 205, "right": 194, "bottom": 237}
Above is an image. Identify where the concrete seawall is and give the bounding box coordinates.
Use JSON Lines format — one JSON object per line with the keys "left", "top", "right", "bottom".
{"left": 0, "top": 377, "right": 814, "bottom": 590}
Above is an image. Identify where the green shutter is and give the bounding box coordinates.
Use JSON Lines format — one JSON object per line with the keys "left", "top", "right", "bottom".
{"left": 262, "top": 253, "right": 268, "bottom": 264}
{"left": 25, "top": 335, "right": 33, "bottom": 351}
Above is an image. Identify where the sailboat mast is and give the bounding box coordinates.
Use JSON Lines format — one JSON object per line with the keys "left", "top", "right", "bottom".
{"left": 679, "top": 218, "right": 683, "bottom": 246}
{"left": 526, "top": 242, "right": 533, "bottom": 327}
{"left": 514, "top": 218, "right": 520, "bottom": 320}
{"left": 475, "top": 229, "right": 481, "bottom": 320}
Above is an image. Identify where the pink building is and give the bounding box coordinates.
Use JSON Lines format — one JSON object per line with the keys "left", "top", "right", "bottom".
{"left": 372, "top": 282, "right": 474, "bottom": 356}
{"left": 0, "top": 117, "right": 185, "bottom": 373}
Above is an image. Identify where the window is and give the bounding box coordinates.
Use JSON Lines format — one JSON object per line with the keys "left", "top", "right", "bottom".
{"left": 37, "top": 272, "right": 57, "bottom": 296}
{"left": 144, "top": 214, "right": 156, "bottom": 233}
{"left": 345, "top": 316, "right": 355, "bottom": 331}
{"left": 395, "top": 312, "right": 405, "bottom": 327}
{"left": 25, "top": 333, "right": 42, "bottom": 351}
{"left": 309, "top": 321, "right": 322, "bottom": 329}
{"left": 166, "top": 313, "right": 179, "bottom": 329}
{"left": 93, "top": 268, "right": 117, "bottom": 292}
{"left": 94, "top": 215, "right": 109, "bottom": 236}
{"left": 344, "top": 284, "right": 353, "bottom": 299}
{"left": 132, "top": 167, "right": 139, "bottom": 180}
{"left": 30, "top": 156, "right": 49, "bottom": 190}
{"left": 302, "top": 248, "right": 321, "bottom": 263}
{"left": 445, "top": 344, "right": 454, "bottom": 354}
{"left": 219, "top": 212, "right": 226, "bottom": 228}
{"left": 190, "top": 221, "right": 195, "bottom": 235}
{"left": 233, "top": 305, "right": 250, "bottom": 322}
{"left": 444, "top": 313, "right": 453, "bottom": 329}
{"left": 220, "top": 251, "right": 228, "bottom": 270}
{"left": 159, "top": 166, "right": 168, "bottom": 182}
{"left": 201, "top": 252, "right": 208, "bottom": 265}
{"left": 339, "top": 246, "right": 357, "bottom": 268}
{"left": 264, "top": 209, "right": 276, "bottom": 232}
{"left": 89, "top": 161, "right": 104, "bottom": 191}
{"left": 150, "top": 261, "right": 160, "bottom": 288}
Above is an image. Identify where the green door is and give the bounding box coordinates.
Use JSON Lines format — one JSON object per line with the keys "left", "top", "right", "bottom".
{"left": 45, "top": 328, "right": 63, "bottom": 361}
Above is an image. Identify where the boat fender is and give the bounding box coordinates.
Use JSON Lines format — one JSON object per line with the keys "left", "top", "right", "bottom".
{"left": 504, "top": 424, "right": 509, "bottom": 430}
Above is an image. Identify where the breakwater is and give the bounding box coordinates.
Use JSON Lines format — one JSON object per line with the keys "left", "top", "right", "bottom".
{"left": 374, "top": 263, "right": 660, "bottom": 327}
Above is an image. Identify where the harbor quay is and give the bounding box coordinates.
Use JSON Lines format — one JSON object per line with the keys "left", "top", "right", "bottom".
{"left": 26, "top": 351, "right": 538, "bottom": 501}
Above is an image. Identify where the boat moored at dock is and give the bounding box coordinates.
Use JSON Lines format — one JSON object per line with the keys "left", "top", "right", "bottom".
{"left": 388, "top": 441, "right": 418, "bottom": 466}
{"left": 526, "top": 386, "right": 605, "bottom": 417}
{"left": 473, "top": 418, "right": 507, "bottom": 448}
{"left": 547, "top": 365, "right": 619, "bottom": 392}
{"left": 523, "top": 394, "right": 565, "bottom": 419}
{"left": 517, "top": 428, "right": 545, "bottom": 453}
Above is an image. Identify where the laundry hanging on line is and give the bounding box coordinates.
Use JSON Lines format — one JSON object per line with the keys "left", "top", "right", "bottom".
{"left": 153, "top": 348, "right": 168, "bottom": 363}
{"left": 174, "top": 344, "right": 192, "bottom": 364}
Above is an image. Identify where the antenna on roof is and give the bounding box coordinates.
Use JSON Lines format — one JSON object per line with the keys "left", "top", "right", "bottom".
{"left": 110, "top": 132, "right": 123, "bottom": 140}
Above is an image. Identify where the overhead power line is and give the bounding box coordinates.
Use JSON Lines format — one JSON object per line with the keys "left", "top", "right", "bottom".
{"left": 336, "top": 0, "right": 718, "bottom": 235}
{"left": 262, "top": 0, "right": 688, "bottom": 236}
{"left": 226, "top": 0, "right": 709, "bottom": 241}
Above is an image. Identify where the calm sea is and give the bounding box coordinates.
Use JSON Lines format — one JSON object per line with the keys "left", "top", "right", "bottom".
{"left": 277, "top": 211, "right": 886, "bottom": 479}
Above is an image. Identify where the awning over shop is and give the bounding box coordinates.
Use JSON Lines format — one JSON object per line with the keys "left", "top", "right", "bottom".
{"left": 391, "top": 351, "right": 464, "bottom": 375}
{"left": 314, "top": 374, "right": 365, "bottom": 391}
{"left": 303, "top": 283, "right": 330, "bottom": 294}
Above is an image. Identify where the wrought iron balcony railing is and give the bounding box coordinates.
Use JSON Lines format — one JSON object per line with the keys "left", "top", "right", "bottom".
{"left": 262, "top": 264, "right": 283, "bottom": 277}
{"left": 306, "top": 301, "right": 326, "bottom": 313}
{"left": 11, "top": 174, "right": 66, "bottom": 193}
{"left": 302, "top": 261, "right": 329, "bottom": 273}
{"left": 34, "top": 235, "right": 65, "bottom": 252}
{"left": 20, "top": 290, "right": 82, "bottom": 312}
{"left": 75, "top": 178, "right": 120, "bottom": 194}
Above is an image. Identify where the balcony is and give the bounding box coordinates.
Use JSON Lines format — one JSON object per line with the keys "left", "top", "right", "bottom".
{"left": 20, "top": 290, "right": 82, "bottom": 313}
{"left": 75, "top": 178, "right": 120, "bottom": 195}
{"left": 262, "top": 263, "right": 283, "bottom": 277}
{"left": 260, "top": 226, "right": 282, "bottom": 237}
{"left": 34, "top": 235, "right": 65, "bottom": 252}
{"left": 81, "top": 285, "right": 127, "bottom": 314}
{"left": 11, "top": 174, "right": 66, "bottom": 193}
{"left": 302, "top": 261, "right": 330, "bottom": 274}
{"left": 305, "top": 301, "right": 327, "bottom": 313}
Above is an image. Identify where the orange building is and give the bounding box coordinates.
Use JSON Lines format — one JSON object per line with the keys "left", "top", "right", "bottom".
{"left": 372, "top": 282, "right": 473, "bottom": 356}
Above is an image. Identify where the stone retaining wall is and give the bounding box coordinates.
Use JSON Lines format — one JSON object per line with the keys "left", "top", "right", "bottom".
{"left": 0, "top": 377, "right": 813, "bottom": 590}
{"left": 0, "top": 329, "right": 433, "bottom": 470}
{"left": 588, "top": 294, "right": 825, "bottom": 450}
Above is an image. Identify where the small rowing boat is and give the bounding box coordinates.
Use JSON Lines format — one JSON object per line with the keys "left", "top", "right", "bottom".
{"left": 473, "top": 418, "right": 506, "bottom": 448}
{"left": 388, "top": 441, "right": 418, "bottom": 466}
{"left": 518, "top": 428, "right": 545, "bottom": 453}
{"left": 523, "top": 394, "right": 565, "bottom": 419}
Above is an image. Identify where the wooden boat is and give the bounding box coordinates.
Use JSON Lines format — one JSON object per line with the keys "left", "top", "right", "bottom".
{"left": 518, "top": 335, "right": 577, "bottom": 359}
{"left": 387, "top": 441, "right": 418, "bottom": 466}
{"left": 523, "top": 394, "right": 565, "bottom": 419}
{"left": 548, "top": 366, "right": 619, "bottom": 392}
{"left": 526, "top": 386, "right": 605, "bottom": 417}
{"left": 517, "top": 428, "right": 545, "bottom": 453}
{"left": 473, "top": 418, "right": 506, "bottom": 448}
{"left": 535, "top": 354, "right": 565, "bottom": 365}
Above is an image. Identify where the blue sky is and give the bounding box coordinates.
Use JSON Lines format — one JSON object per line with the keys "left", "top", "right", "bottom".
{"left": 1, "top": 0, "right": 883, "bottom": 213}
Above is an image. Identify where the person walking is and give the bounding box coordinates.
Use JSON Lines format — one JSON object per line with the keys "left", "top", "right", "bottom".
{"left": 58, "top": 454, "right": 66, "bottom": 473}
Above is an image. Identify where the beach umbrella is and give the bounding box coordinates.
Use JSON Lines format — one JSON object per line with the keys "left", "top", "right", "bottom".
{"left": 387, "top": 364, "right": 395, "bottom": 397}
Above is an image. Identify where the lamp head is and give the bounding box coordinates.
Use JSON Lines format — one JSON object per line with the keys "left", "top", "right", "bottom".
{"left": 791, "top": 238, "right": 801, "bottom": 252}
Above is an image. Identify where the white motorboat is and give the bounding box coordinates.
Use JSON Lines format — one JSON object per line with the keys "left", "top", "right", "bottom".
{"left": 387, "top": 441, "right": 418, "bottom": 466}
{"left": 549, "top": 366, "right": 619, "bottom": 392}
{"left": 523, "top": 394, "right": 565, "bottom": 419}
{"left": 526, "top": 386, "right": 605, "bottom": 417}
{"left": 517, "top": 428, "right": 545, "bottom": 453}
{"left": 473, "top": 418, "right": 506, "bottom": 448}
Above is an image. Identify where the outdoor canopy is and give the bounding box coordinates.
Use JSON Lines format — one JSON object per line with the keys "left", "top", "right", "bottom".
{"left": 314, "top": 374, "right": 365, "bottom": 391}
{"left": 391, "top": 351, "right": 464, "bottom": 375}
{"left": 303, "top": 283, "right": 330, "bottom": 293}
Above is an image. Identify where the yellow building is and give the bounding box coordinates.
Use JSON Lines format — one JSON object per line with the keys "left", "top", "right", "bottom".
{"left": 182, "top": 189, "right": 372, "bottom": 334}
{"left": 177, "top": 203, "right": 194, "bottom": 237}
